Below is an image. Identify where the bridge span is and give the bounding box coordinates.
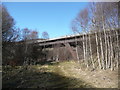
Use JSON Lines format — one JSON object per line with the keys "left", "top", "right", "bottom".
{"left": 22, "top": 33, "right": 91, "bottom": 48}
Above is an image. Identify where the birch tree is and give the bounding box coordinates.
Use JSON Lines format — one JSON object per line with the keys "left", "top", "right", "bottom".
{"left": 75, "top": 8, "right": 90, "bottom": 67}
{"left": 71, "top": 2, "right": 119, "bottom": 70}
{"left": 71, "top": 20, "right": 80, "bottom": 62}
{"left": 90, "top": 2, "right": 119, "bottom": 70}
{"left": 91, "top": 3, "right": 106, "bottom": 69}
{"left": 100, "top": 2, "right": 118, "bottom": 70}
{"left": 89, "top": 2, "right": 101, "bottom": 69}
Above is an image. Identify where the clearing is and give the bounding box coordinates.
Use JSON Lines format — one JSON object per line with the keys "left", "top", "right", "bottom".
{"left": 2, "top": 61, "right": 118, "bottom": 88}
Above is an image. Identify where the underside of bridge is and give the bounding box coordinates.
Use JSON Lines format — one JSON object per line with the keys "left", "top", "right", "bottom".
{"left": 30, "top": 35, "right": 84, "bottom": 61}
{"left": 40, "top": 41, "right": 83, "bottom": 62}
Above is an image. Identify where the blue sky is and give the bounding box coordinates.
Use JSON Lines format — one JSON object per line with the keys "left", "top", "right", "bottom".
{"left": 3, "top": 2, "right": 88, "bottom": 38}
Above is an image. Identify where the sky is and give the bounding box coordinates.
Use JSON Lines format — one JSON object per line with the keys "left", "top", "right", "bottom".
{"left": 3, "top": 2, "right": 89, "bottom": 39}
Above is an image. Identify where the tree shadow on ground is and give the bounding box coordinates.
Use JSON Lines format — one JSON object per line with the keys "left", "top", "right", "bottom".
{"left": 2, "top": 66, "right": 94, "bottom": 89}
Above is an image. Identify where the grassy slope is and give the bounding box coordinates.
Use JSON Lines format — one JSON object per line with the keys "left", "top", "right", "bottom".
{"left": 2, "top": 61, "right": 118, "bottom": 88}
{"left": 59, "top": 61, "right": 118, "bottom": 88}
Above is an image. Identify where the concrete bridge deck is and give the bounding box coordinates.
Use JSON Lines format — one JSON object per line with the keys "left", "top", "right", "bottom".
{"left": 18, "top": 29, "right": 119, "bottom": 48}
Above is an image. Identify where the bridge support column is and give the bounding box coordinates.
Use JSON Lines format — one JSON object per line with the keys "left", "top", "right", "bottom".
{"left": 53, "top": 44, "right": 60, "bottom": 62}
{"left": 76, "top": 45, "right": 80, "bottom": 62}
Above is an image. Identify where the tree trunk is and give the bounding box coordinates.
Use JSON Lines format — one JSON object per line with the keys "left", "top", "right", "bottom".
{"left": 83, "top": 34, "right": 86, "bottom": 65}
{"left": 109, "top": 30, "right": 114, "bottom": 71}
{"left": 76, "top": 45, "right": 79, "bottom": 63}
{"left": 95, "top": 31, "right": 101, "bottom": 69}
{"left": 102, "top": 11, "right": 108, "bottom": 69}
{"left": 89, "top": 32, "right": 95, "bottom": 69}
{"left": 103, "top": 27, "right": 108, "bottom": 69}
{"left": 85, "top": 33, "right": 89, "bottom": 68}
{"left": 75, "top": 36, "right": 79, "bottom": 63}
{"left": 106, "top": 30, "right": 111, "bottom": 69}
{"left": 99, "top": 31, "right": 105, "bottom": 70}
{"left": 115, "top": 29, "right": 119, "bottom": 68}
{"left": 23, "top": 41, "right": 28, "bottom": 65}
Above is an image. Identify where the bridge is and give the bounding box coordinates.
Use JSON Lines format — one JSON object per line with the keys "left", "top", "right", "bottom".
{"left": 18, "top": 29, "right": 120, "bottom": 61}
{"left": 18, "top": 33, "right": 90, "bottom": 60}
{"left": 21, "top": 33, "right": 91, "bottom": 47}
{"left": 20, "top": 29, "right": 119, "bottom": 47}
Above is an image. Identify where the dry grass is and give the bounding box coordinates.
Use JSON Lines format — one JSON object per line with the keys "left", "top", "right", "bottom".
{"left": 2, "top": 61, "right": 118, "bottom": 88}
{"left": 59, "top": 61, "right": 118, "bottom": 88}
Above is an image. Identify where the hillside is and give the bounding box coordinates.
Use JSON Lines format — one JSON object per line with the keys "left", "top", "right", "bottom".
{"left": 2, "top": 61, "right": 118, "bottom": 88}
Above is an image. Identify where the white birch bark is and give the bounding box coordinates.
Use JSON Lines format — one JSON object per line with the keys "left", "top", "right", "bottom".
{"left": 115, "top": 29, "right": 119, "bottom": 68}
{"left": 89, "top": 32, "right": 95, "bottom": 68}
{"left": 85, "top": 33, "right": 89, "bottom": 68}
{"left": 95, "top": 31, "right": 101, "bottom": 69}
{"left": 109, "top": 30, "right": 114, "bottom": 71}
{"left": 83, "top": 34, "right": 86, "bottom": 65}
{"left": 99, "top": 31, "right": 105, "bottom": 70}
{"left": 106, "top": 30, "right": 111, "bottom": 68}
